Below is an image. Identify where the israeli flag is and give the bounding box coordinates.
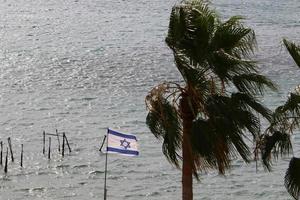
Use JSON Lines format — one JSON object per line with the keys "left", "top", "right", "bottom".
{"left": 107, "top": 129, "right": 139, "bottom": 156}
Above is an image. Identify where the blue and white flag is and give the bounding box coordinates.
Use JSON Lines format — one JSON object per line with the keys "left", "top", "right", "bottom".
{"left": 107, "top": 129, "right": 139, "bottom": 156}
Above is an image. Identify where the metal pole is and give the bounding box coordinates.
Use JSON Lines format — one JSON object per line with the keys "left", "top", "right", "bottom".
{"left": 104, "top": 129, "right": 109, "bottom": 200}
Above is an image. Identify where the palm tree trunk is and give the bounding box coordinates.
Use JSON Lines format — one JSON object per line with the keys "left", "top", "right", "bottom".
{"left": 180, "top": 93, "right": 194, "bottom": 200}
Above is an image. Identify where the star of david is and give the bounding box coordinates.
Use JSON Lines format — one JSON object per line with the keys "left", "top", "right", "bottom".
{"left": 120, "top": 139, "right": 131, "bottom": 150}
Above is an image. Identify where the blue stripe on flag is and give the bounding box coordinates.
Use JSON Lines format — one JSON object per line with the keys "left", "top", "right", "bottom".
{"left": 108, "top": 129, "right": 137, "bottom": 140}
{"left": 107, "top": 147, "right": 139, "bottom": 156}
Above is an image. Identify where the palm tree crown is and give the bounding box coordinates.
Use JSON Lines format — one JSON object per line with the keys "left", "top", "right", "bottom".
{"left": 146, "top": 0, "right": 276, "bottom": 199}
{"left": 258, "top": 39, "right": 300, "bottom": 200}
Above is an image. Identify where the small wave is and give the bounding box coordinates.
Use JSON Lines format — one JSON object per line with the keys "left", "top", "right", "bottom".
{"left": 35, "top": 171, "right": 56, "bottom": 176}
{"left": 29, "top": 187, "right": 45, "bottom": 193}
{"left": 146, "top": 191, "right": 160, "bottom": 197}
{"left": 15, "top": 188, "right": 30, "bottom": 192}
{"left": 0, "top": 176, "right": 12, "bottom": 181}
{"left": 88, "top": 170, "right": 104, "bottom": 175}
{"left": 72, "top": 164, "right": 88, "bottom": 169}
{"left": 56, "top": 164, "right": 70, "bottom": 169}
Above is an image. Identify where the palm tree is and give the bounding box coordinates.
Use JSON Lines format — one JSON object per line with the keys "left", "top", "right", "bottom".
{"left": 258, "top": 39, "right": 300, "bottom": 199}
{"left": 145, "top": 0, "right": 276, "bottom": 199}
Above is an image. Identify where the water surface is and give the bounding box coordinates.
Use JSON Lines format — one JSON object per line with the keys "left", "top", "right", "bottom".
{"left": 0, "top": 0, "right": 300, "bottom": 199}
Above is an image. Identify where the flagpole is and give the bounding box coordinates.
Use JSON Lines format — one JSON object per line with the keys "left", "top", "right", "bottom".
{"left": 104, "top": 129, "right": 109, "bottom": 200}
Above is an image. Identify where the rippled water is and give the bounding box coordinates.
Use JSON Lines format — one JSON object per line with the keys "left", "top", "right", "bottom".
{"left": 0, "top": 0, "right": 299, "bottom": 199}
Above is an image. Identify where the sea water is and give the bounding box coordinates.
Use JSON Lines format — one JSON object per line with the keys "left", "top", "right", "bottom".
{"left": 0, "top": 0, "right": 299, "bottom": 199}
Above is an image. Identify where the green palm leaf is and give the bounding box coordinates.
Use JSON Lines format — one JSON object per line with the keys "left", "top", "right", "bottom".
{"left": 191, "top": 115, "right": 253, "bottom": 174}
{"left": 272, "top": 93, "right": 300, "bottom": 131}
{"left": 283, "top": 39, "right": 300, "bottom": 68}
{"left": 191, "top": 94, "right": 265, "bottom": 171}
{"left": 191, "top": 118, "right": 231, "bottom": 174}
{"left": 166, "top": 0, "right": 218, "bottom": 66}
{"left": 231, "top": 92, "right": 273, "bottom": 121}
{"left": 275, "top": 93, "right": 300, "bottom": 117}
{"left": 260, "top": 131, "right": 292, "bottom": 171}
{"left": 261, "top": 93, "right": 300, "bottom": 172}
{"left": 166, "top": 6, "right": 188, "bottom": 50}
{"left": 285, "top": 157, "right": 300, "bottom": 200}
{"left": 211, "top": 50, "right": 258, "bottom": 82}
{"left": 212, "top": 16, "right": 256, "bottom": 57}
{"left": 233, "top": 109, "right": 261, "bottom": 138}
{"left": 146, "top": 97, "right": 182, "bottom": 167}
{"left": 232, "top": 73, "right": 277, "bottom": 95}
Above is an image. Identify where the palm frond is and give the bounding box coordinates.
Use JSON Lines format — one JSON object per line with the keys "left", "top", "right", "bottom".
{"left": 191, "top": 118, "right": 231, "bottom": 174}
{"left": 285, "top": 157, "right": 300, "bottom": 200}
{"left": 272, "top": 93, "right": 300, "bottom": 131}
{"left": 193, "top": 95, "right": 259, "bottom": 168}
{"left": 232, "top": 73, "right": 277, "bottom": 95}
{"left": 166, "top": 6, "right": 188, "bottom": 50}
{"left": 166, "top": 0, "right": 219, "bottom": 67}
{"left": 275, "top": 93, "right": 300, "bottom": 117}
{"left": 204, "top": 94, "right": 261, "bottom": 137}
{"left": 191, "top": 113, "right": 253, "bottom": 174}
{"left": 214, "top": 117, "right": 252, "bottom": 163}
{"left": 146, "top": 94, "right": 182, "bottom": 167}
{"left": 231, "top": 92, "right": 273, "bottom": 121}
{"left": 259, "top": 131, "right": 292, "bottom": 171}
{"left": 173, "top": 51, "right": 209, "bottom": 87}
{"left": 211, "top": 49, "right": 258, "bottom": 81}
{"left": 233, "top": 109, "right": 261, "bottom": 138}
{"left": 283, "top": 39, "right": 300, "bottom": 68}
{"left": 186, "top": 6, "right": 216, "bottom": 63}
{"left": 212, "top": 16, "right": 256, "bottom": 57}
{"left": 294, "top": 85, "right": 300, "bottom": 95}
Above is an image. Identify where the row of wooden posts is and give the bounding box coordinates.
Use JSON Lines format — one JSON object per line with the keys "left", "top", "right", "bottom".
{"left": 43, "top": 130, "right": 72, "bottom": 159}
{"left": 0, "top": 130, "right": 72, "bottom": 174}
{"left": 0, "top": 137, "right": 23, "bottom": 173}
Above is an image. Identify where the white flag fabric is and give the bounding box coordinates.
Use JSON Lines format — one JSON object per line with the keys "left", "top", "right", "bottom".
{"left": 107, "top": 129, "right": 139, "bottom": 156}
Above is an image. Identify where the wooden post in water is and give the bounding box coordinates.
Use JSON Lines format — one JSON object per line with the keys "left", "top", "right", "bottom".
{"left": 7, "top": 137, "right": 14, "bottom": 162}
{"left": 4, "top": 147, "right": 8, "bottom": 173}
{"left": 63, "top": 133, "right": 71, "bottom": 153}
{"left": 62, "top": 133, "right": 65, "bottom": 157}
{"left": 56, "top": 129, "right": 61, "bottom": 152}
{"left": 43, "top": 131, "right": 45, "bottom": 154}
{"left": 48, "top": 137, "right": 51, "bottom": 160}
{"left": 0, "top": 141, "right": 3, "bottom": 165}
{"left": 20, "top": 144, "right": 23, "bottom": 167}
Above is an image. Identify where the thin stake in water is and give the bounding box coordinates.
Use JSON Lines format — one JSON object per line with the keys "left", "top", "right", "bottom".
{"left": 20, "top": 144, "right": 23, "bottom": 167}
{"left": 62, "top": 133, "right": 65, "bottom": 157}
{"left": 63, "top": 133, "right": 71, "bottom": 153}
{"left": 7, "top": 137, "right": 14, "bottom": 162}
{"left": 4, "top": 147, "right": 8, "bottom": 173}
{"left": 56, "top": 129, "right": 61, "bottom": 152}
{"left": 48, "top": 137, "right": 51, "bottom": 160}
{"left": 43, "top": 131, "right": 45, "bottom": 154}
{"left": 0, "top": 141, "right": 3, "bottom": 165}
